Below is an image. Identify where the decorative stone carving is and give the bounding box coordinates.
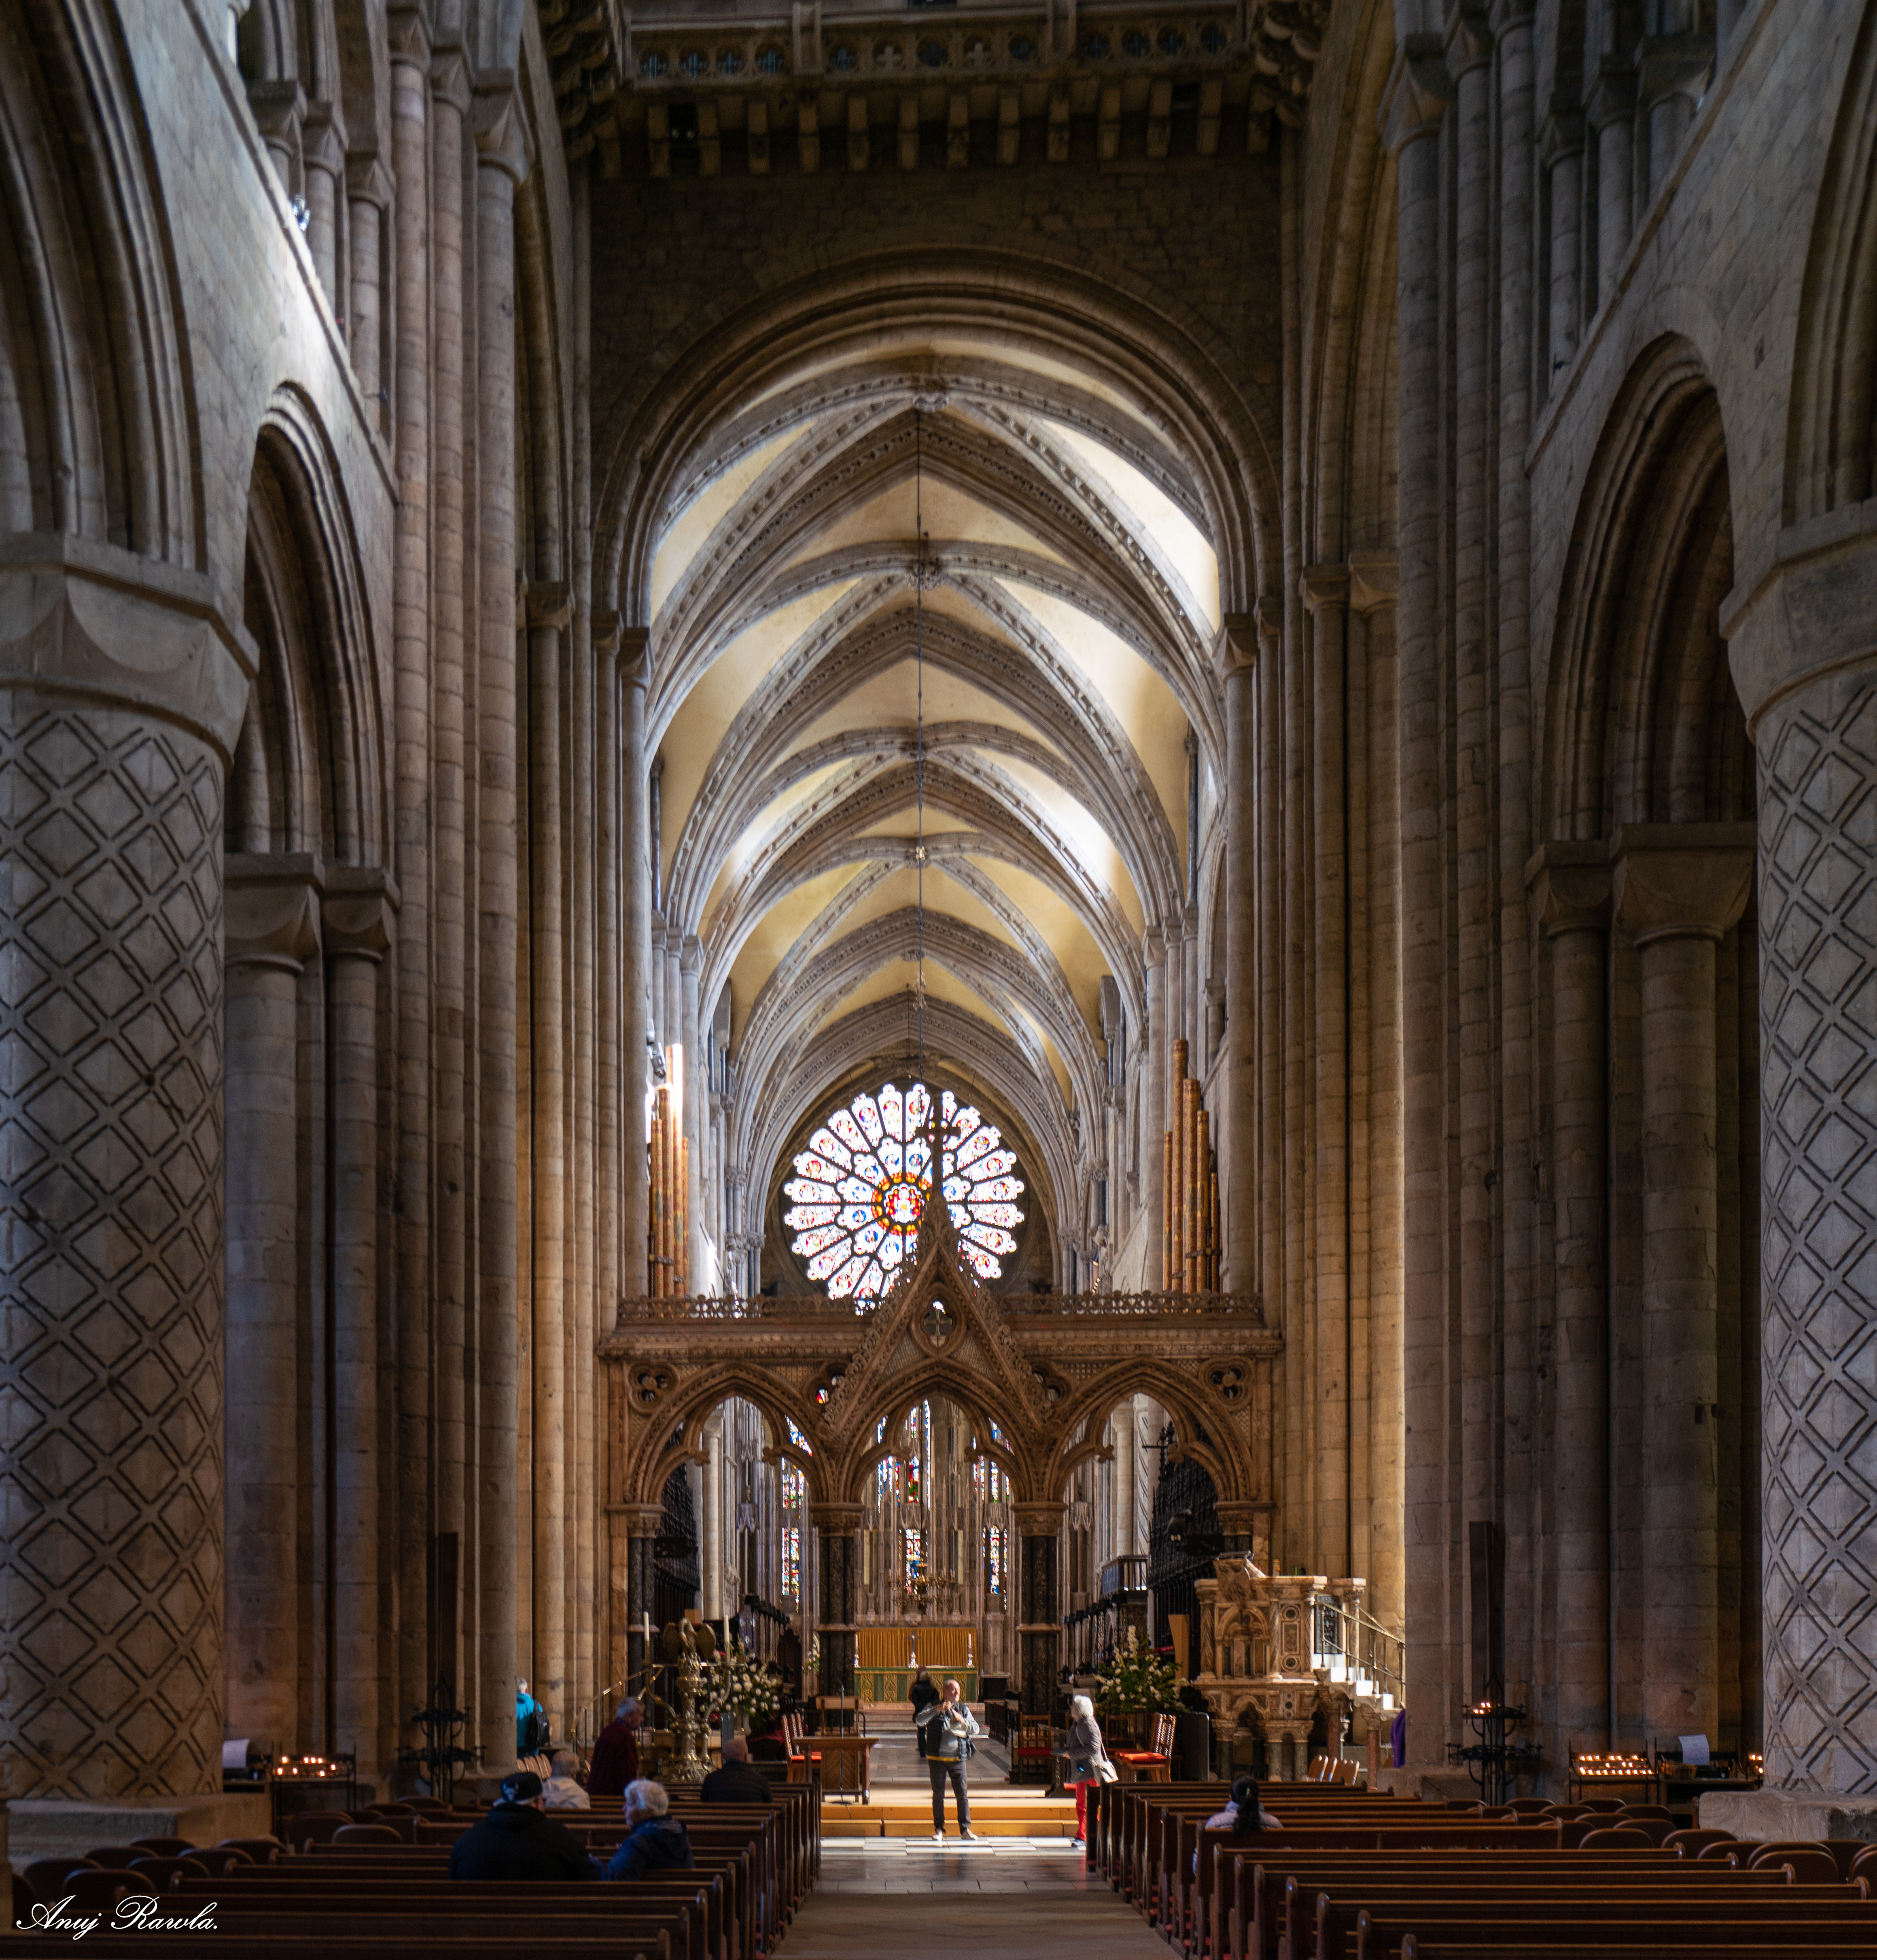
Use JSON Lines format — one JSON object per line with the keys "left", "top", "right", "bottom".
{"left": 0, "top": 703, "right": 226, "bottom": 1798}
{"left": 1756, "top": 670, "right": 1877, "bottom": 1797}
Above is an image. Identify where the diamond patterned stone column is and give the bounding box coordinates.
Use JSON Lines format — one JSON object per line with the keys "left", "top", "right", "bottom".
{"left": 0, "top": 701, "right": 227, "bottom": 1798}
{"left": 1758, "top": 669, "right": 1877, "bottom": 1797}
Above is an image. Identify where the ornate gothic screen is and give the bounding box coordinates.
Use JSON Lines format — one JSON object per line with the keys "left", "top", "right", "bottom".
{"left": 783, "top": 1081, "right": 1025, "bottom": 1297}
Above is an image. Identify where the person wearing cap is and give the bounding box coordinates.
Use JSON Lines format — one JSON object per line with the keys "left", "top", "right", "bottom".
{"left": 448, "top": 1770, "right": 602, "bottom": 1881}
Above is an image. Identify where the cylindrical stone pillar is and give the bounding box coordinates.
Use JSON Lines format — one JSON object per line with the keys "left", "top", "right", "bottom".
{"left": 681, "top": 935, "right": 704, "bottom": 1287}
{"left": 346, "top": 158, "right": 389, "bottom": 427}
{"left": 1112, "top": 1399, "right": 1136, "bottom": 1560}
{"left": 1614, "top": 825, "right": 1753, "bottom": 1753}
{"left": 1590, "top": 71, "right": 1635, "bottom": 310}
{"left": 621, "top": 640, "right": 650, "bottom": 1297}
{"left": 0, "top": 552, "right": 248, "bottom": 1800}
{"left": 1221, "top": 624, "right": 1257, "bottom": 1296}
{"left": 224, "top": 857, "right": 322, "bottom": 1754}
{"left": 1143, "top": 932, "right": 1166, "bottom": 1288}
{"left": 1015, "top": 1501, "right": 1065, "bottom": 1716}
{"left": 1382, "top": 32, "right": 1452, "bottom": 1761}
{"left": 302, "top": 115, "right": 343, "bottom": 311}
{"left": 1530, "top": 845, "right": 1612, "bottom": 1756}
{"left": 324, "top": 871, "right": 394, "bottom": 1772}
{"left": 472, "top": 74, "right": 527, "bottom": 1770}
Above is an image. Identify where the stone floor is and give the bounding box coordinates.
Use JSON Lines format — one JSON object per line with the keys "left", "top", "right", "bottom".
{"left": 784, "top": 1839, "right": 1166, "bottom": 1957}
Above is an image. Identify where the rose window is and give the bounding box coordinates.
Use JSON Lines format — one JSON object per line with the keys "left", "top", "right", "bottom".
{"left": 783, "top": 1081, "right": 1025, "bottom": 1297}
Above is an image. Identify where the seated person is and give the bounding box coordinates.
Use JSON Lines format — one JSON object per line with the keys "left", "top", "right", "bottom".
{"left": 542, "top": 1747, "right": 590, "bottom": 1810}
{"left": 1204, "top": 1774, "right": 1283, "bottom": 1837}
{"left": 700, "top": 1735, "right": 772, "bottom": 1805}
{"left": 605, "top": 1778, "right": 696, "bottom": 1881}
{"left": 449, "top": 1770, "right": 601, "bottom": 1880}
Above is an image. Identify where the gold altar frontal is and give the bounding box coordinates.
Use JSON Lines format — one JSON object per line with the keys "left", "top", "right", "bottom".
{"left": 855, "top": 1626, "right": 979, "bottom": 1703}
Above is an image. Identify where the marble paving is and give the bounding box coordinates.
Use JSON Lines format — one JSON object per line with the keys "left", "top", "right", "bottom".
{"left": 780, "top": 1840, "right": 1168, "bottom": 1958}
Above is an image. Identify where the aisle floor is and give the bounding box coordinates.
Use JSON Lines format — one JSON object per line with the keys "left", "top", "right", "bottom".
{"left": 781, "top": 1842, "right": 1169, "bottom": 1958}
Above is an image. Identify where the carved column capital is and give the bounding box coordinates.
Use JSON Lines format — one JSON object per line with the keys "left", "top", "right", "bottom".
{"left": 430, "top": 47, "right": 472, "bottom": 114}
{"left": 621, "top": 1502, "right": 665, "bottom": 1540}
{"left": 1526, "top": 841, "right": 1611, "bottom": 937}
{"left": 322, "top": 863, "right": 398, "bottom": 961}
{"left": 345, "top": 152, "right": 394, "bottom": 208}
{"left": 1217, "top": 613, "right": 1258, "bottom": 678}
{"left": 0, "top": 534, "right": 254, "bottom": 758}
{"left": 1612, "top": 824, "right": 1756, "bottom": 946}
{"left": 1722, "top": 506, "right": 1877, "bottom": 739}
{"left": 810, "top": 1502, "right": 865, "bottom": 1537}
{"left": 226, "top": 853, "right": 323, "bottom": 971}
{"left": 1380, "top": 34, "right": 1452, "bottom": 159}
{"left": 526, "top": 580, "right": 571, "bottom": 630}
{"left": 1349, "top": 552, "right": 1400, "bottom": 615}
{"left": 617, "top": 625, "right": 651, "bottom": 682}
{"left": 1300, "top": 565, "right": 1351, "bottom": 614}
{"left": 471, "top": 71, "right": 532, "bottom": 181}
{"left": 1012, "top": 1500, "right": 1067, "bottom": 1536}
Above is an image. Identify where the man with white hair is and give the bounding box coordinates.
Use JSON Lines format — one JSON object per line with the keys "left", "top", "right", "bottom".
{"left": 604, "top": 1778, "right": 697, "bottom": 1881}
{"left": 588, "top": 1694, "right": 643, "bottom": 1797}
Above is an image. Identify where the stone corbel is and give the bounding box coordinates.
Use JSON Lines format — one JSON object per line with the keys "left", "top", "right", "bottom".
{"left": 301, "top": 104, "right": 346, "bottom": 176}
{"left": 1379, "top": 34, "right": 1452, "bottom": 157}
{"left": 1610, "top": 823, "right": 1755, "bottom": 946}
{"left": 593, "top": 609, "right": 622, "bottom": 657}
{"left": 1252, "top": 590, "right": 1284, "bottom": 653}
{"left": 1525, "top": 840, "right": 1610, "bottom": 937}
{"left": 322, "top": 863, "right": 399, "bottom": 962}
{"left": 226, "top": 853, "right": 323, "bottom": 971}
{"left": 680, "top": 934, "right": 702, "bottom": 977}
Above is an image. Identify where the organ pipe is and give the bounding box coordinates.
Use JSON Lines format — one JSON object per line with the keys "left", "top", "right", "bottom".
{"left": 1162, "top": 1038, "right": 1219, "bottom": 1291}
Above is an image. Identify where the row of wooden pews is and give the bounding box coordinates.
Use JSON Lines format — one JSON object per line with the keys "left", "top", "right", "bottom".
{"left": 1087, "top": 1777, "right": 1877, "bottom": 1960}
{"left": 11, "top": 1784, "right": 817, "bottom": 1960}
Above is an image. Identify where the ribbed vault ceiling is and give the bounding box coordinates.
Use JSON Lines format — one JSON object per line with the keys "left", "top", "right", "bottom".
{"left": 650, "top": 337, "right": 1220, "bottom": 1278}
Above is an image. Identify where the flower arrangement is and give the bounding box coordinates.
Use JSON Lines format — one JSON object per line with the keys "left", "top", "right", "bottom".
{"left": 1095, "top": 1627, "right": 1184, "bottom": 1715}
{"left": 701, "top": 1640, "right": 780, "bottom": 1731}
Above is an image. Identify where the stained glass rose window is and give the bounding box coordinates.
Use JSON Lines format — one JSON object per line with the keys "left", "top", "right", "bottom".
{"left": 783, "top": 1081, "right": 1025, "bottom": 1297}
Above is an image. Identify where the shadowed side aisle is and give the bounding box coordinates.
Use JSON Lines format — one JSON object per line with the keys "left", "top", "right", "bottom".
{"left": 780, "top": 1841, "right": 1169, "bottom": 1959}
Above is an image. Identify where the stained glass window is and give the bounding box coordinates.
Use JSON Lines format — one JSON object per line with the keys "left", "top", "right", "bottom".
{"left": 973, "top": 1458, "right": 1006, "bottom": 1502}
{"left": 985, "top": 1525, "right": 1006, "bottom": 1598}
{"left": 780, "top": 1525, "right": 801, "bottom": 1602}
{"left": 786, "top": 1418, "right": 813, "bottom": 1457}
{"left": 903, "top": 1526, "right": 926, "bottom": 1594}
{"left": 783, "top": 1081, "right": 1025, "bottom": 1297}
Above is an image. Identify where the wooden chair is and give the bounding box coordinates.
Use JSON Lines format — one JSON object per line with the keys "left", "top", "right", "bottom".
{"left": 128, "top": 1835, "right": 196, "bottom": 1858}
{"left": 1112, "top": 1712, "right": 1175, "bottom": 1783}
{"left": 332, "top": 1824, "right": 406, "bottom": 1846}
{"left": 22, "top": 1856, "right": 95, "bottom": 1902}
{"left": 187, "top": 1848, "right": 255, "bottom": 1877}
{"left": 1009, "top": 1717, "right": 1058, "bottom": 1786}
{"left": 1579, "top": 1825, "right": 1654, "bottom": 1848}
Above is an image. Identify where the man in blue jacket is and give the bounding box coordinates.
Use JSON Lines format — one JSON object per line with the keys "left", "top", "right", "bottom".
{"left": 605, "top": 1779, "right": 696, "bottom": 1881}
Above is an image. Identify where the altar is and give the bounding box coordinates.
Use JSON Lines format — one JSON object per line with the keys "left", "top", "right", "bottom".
{"left": 853, "top": 1626, "right": 979, "bottom": 1705}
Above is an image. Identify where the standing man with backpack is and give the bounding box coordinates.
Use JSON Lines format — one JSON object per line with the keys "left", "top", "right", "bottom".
{"left": 915, "top": 1676, "right": 980, "bottom": 1841}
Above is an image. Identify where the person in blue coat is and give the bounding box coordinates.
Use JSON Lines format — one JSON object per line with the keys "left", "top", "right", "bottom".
{"left": 605, "top": 1779, "right": 696, "bottom": 1882}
